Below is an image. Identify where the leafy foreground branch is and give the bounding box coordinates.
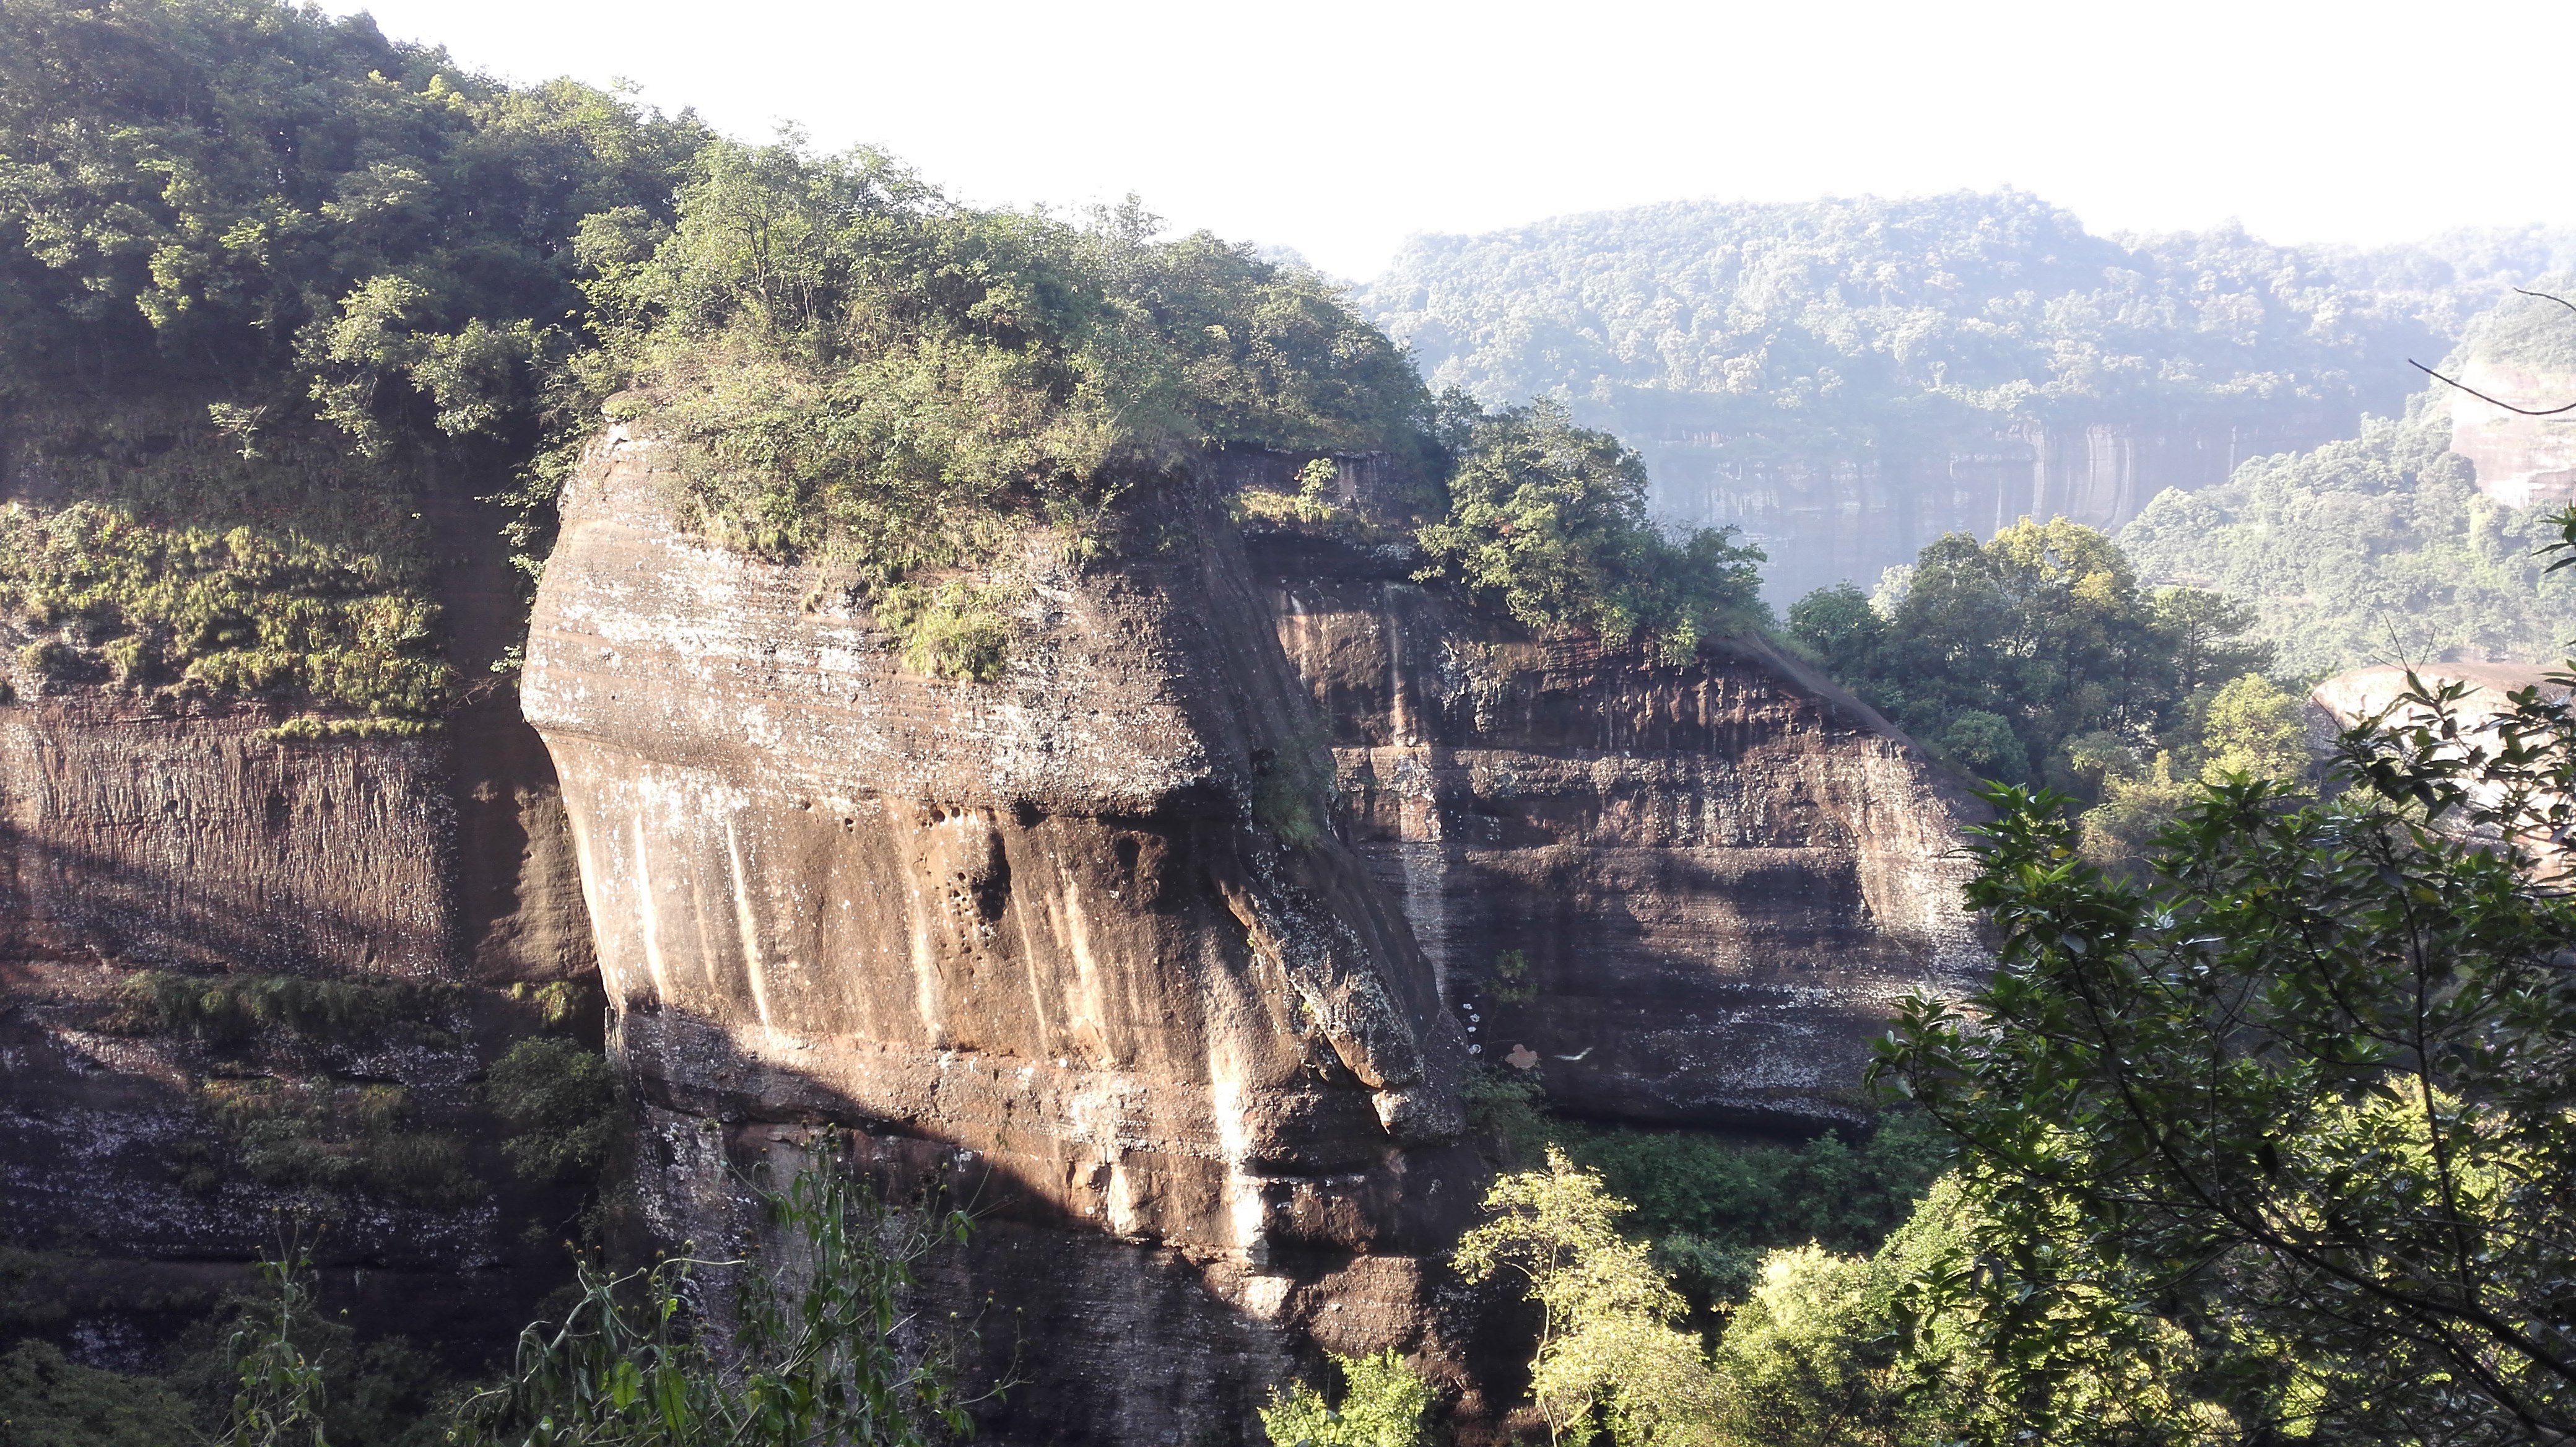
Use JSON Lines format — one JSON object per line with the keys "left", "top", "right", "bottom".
{"left": 1881, "top": 653, "right": 2576, "bottom": 1442}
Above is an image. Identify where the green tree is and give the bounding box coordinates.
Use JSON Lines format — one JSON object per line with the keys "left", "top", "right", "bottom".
{"left": 0, "top": 0, "right": 703, "bottom": 448}
{"left": 581, "top": 142, "right": 1432, "bottom": 585}
{"left": 1881, "top": 645, "right": 2576, "bottom": 1441}
{"left": 1416, "top": 400, "right": 1766, "bottom": 662}
{"left": 481, "top": 1037, "right": 622, "bottom": 1186}
{"left": 1455, "top": 1148, "right": 1720, "bottom": 1446}
{"left": 2195, "top": 671, "right": 2308, "bottom": 782}
{"left": 1790, "top": 520, "right": 2272, "bottom": 796}
{"left": 0, "top": 0, "right": 706, "bottom": 721}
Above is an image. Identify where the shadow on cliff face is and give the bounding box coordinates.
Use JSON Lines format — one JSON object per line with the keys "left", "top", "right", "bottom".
{"left": 0, "top": 808, "right": 611, "bottom": 1373}
{"left": 601, "top": 1009, "right": 1528, "bottom": 1447}
{"left": 0, "top": 812, "right": 437, "bottom": 977}
{"left": 0, "top": 998, "right": 596, "bottom": 1373}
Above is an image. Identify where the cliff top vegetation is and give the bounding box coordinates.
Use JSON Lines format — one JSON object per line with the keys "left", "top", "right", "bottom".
{"left": 1, "top": 1, "right": 1767, "bottom": 702}
{"left": 570, "top": 142, "right": 1430, "bottom": 579}
{"left": 570, "top": 137, "right": 1767, "bottom": 671}
{"left": 0, "top": 0, "right": 704, "bottom": 726}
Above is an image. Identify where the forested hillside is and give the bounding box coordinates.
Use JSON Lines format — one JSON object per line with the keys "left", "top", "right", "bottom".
{"left": 2121, "top": 282, "right": 2576, "bottom": 676}
{"left": 1360, "top": 193, "right": 2576, "bottom": 598}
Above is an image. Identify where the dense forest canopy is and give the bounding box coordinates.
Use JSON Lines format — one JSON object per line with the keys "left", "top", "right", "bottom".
{"left": 0, "top": 0, "right": 707, "bottom": 728}
{"left": 2120, "top": 283, "right": 2576, "bottom": 676}
{"left": 0, "top": 0, "right": 1764, "bottom": 711}
{"left": 1359, "top": 191, "right": 2563, "bottom": 447}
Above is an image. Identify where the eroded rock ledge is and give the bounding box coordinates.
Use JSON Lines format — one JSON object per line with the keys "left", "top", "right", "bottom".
{"left": 1255, "top": 530, "right": 1987, "bottom": 1127}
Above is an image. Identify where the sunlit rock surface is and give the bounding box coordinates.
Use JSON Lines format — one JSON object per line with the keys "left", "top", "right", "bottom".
{"left": 2447, "top": 363, "right": 2576, "bottom": 507}
{"left": 522, "top": 428, "right": 1487, "bottom": 1442}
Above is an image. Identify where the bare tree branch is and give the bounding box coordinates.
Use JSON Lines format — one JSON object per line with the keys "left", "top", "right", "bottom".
{"left": 2409, "top": 361, "right": 2576, "bottom": 417}
{"left": 2408, "top": 289, "right": 2576, "bottom": 416}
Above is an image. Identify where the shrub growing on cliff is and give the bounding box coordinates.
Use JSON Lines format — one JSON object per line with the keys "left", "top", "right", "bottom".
{"left": 482, "top": 1037, "right": 622, "bottom": 1186}
{"left": 1416, "top": 401, "right": 1767, "bottom": 662}
{"left": 113, "top": 971, "right": 463, "bottom": 1051}
{"left": 577, "top": 148, "right": 1426, "bottom": 582}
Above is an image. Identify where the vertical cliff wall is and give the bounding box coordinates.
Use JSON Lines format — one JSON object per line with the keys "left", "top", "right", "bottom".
{"left": 1248, "top": 523, "right": 1985, "bottom": 1129}
{"left": 0, "top": 468, "right": 598, "bottom": 1363}
{"left": 523, "top": 428, "right": 1990, "bottom": 1440}
{"left": 2448, "top": 363, "right": 2576, "bottom": 507}
{"left": 520, "top": 426, "right": 1487, "bottom": 1443}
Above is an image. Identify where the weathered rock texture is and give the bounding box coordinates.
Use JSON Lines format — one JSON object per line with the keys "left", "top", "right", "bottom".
{"left": 521, "top": 428, "right": 1487, "bottom": 1443}
{"left": 0, "top": 471, "right": 598, "bottom": 1363}
{"left": 1251, "top": 526, "right": 1985, "bottom": 1129}
{"left": 524, "top": 429, "right": 1988, "bottom": 1441}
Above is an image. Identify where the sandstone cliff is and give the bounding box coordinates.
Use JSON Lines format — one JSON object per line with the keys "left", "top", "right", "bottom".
{"left": 0, "top": 474, "right": 599, "bottom": 1362}
{"left": 521, "top": 426, "right": 1489, "bottom": 1441}
{"left": 1253, "top": 517, "right": 1985, "bottom": 1129}
{"left": 2446, "top": 362, "right": 2576, "bottom": 507}
{"left": 522, "top": 431, "right": 1985, "bottom": 1441}
{"left": 1643, "top": 410, "right": 2351, "bottom": 604}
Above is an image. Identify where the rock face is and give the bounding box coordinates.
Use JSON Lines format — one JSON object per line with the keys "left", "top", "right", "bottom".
{"left": 1253, "top": 527, "right": 1985, "bottom": 1129}
{"left": 2446, "top": 364, "right": 2576, "bottom": 507}
{"left": 524, "top": 431, "right": 1986, "bottom": 1441}
{"left": 0, "top": 470, "right": 599, "bottom": 1363}
{"left": 521, "top": 427, "right": 1487, "bottom": 1443}
{"left": 0, "top": 697, "right": 598, "bottom": 1358}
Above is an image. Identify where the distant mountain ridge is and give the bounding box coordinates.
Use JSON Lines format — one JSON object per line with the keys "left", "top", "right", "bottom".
{"left": 1357, "top": 191, "right": 2576, "bottom": 600}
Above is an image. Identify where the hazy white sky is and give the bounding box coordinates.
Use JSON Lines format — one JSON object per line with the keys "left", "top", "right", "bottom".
{"left": 336, "top": 0, "right": 2575, "bottom": 279}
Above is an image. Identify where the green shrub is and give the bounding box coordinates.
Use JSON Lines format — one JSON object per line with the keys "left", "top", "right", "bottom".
{"left": 1461, "top": 1064, "right": 1951, "bottom": 1307}
{"left": 1234, "top": 457, "right": 1361, "bottom": 533}
{"left": 1250, "top": 743, "right": 1332, "bottom": 851}
{"left": 1258, "top": 1349, "right": 1431, "bottom": 1447}
{"left": 109, "top": 972, "right": 459, "bottom": 1051}
{"left": 0, "top": 1339, "right": 196, "bottom": 1447}
{"left": 0, "top": 488, "right": 451, "bottom": 724}
{"left": 1569, "top": 1112, "right": 1952, "bottom": 1303}
{"left": 481, "top": 1038, "right": 622, "bottom": 1186}
{"left": 200, "top": 1079, "right": 479, "bottom": 1209}
{"left": 872, "top": 579, "right": 1014, "bottom": 683}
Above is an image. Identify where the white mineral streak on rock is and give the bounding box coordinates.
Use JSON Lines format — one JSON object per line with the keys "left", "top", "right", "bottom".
{"left": 722, "top": 814, "right": 773, "bottom": 1031}
{"left": 523, "top": 433, "right": 1484, "bottom": 1443}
